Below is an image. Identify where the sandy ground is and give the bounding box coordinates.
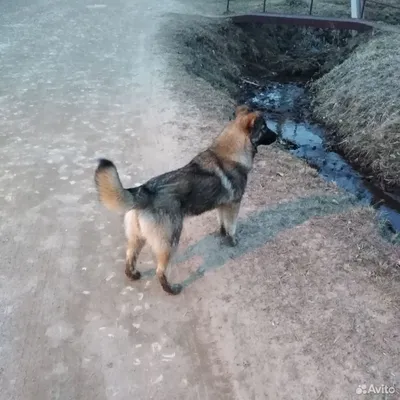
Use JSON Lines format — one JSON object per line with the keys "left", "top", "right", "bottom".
{"left": 1, "top": 1, "right": 400, "bottom": 400}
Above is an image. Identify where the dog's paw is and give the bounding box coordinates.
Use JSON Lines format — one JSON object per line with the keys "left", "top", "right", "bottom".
{"left": 222, "top": 235, "right": 237, "bottom": 247}
{"left": 125, "top": 269, "right": 141, "bottom": 280}
{"left": 159, "top": 273, "right": 183, "bottom": 295}
{"left": 170, "top": 283, "right": 183, "bottom": 295}
{"left": 213, "top": 226, "right": 227, "bottom": 237}
{"left": 162, "top": 283, "right": 183, "bottom": 295}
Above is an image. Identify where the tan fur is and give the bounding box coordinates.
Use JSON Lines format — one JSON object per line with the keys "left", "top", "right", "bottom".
{"left": 155, "top": 249, "right": 176, "bottom": 294}
{"left": 156, "top": 250, "right": 171, "bottom": 278}
{"left": 235, "top": 105, "right": 251, "bottom": 117}
{"left": 211, "top": 112, "right": 260, "bottom": 170}
{"left": 123, "top": 210, "right": 181, "bottom": 294}
{"left": 95, "top": 166, "right": 130, "bottom": 211}
{"left": 124, "top": 210, "right": 145, "bottom": 279}
{"left": 218, "top": 202, "right": 240, "bottom": 236}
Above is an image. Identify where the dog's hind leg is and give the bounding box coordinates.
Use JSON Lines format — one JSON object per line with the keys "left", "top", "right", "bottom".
{"left": 125, "top": 235, "right": 146, "bottom": 280}
{"left": 124, "top": 210, "right": 145, "bottom": 280}
{"left": 141, "top": 213, "right": 183, "bottom": 295}
{"left": 220, "top": 202, "right": 241, "bottom": 247}
{"left": 155, "top": 248, "right": 182, "bottom": 295}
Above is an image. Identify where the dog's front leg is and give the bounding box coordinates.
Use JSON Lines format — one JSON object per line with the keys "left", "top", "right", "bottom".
{"left": 217, "top": 207, "right": 227, "bottom": 237}
{"left": 218, "top": 202, "right": 240, "bottom": 247}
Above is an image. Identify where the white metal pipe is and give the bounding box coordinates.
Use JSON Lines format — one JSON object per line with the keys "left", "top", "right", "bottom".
{"left": 351, "top": 0, "right": 362, "bottom": 18}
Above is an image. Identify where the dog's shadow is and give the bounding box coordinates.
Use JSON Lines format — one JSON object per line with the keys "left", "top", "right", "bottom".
{"left": 141, "top": 194, "right": 357, "bottom": 288}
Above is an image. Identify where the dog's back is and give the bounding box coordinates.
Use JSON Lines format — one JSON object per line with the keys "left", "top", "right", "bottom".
{"left": 94, "top": 112, "right": 257, "bottom": 217}
{"left": 139, "top": 148, "right": 247, "bottom": 216}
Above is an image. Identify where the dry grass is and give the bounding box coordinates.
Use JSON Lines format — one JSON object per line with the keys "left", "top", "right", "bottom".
{"left": 168, "top": 17, "right": 356, "bottom": 97}
{"left": 311, "top": 31, "right": 400, "bottom": 188}
{"left": 362, "top": 0, "right": 400, "bottom": 25}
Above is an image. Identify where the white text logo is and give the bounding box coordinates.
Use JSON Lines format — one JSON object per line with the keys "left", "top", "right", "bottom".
{"left": 356, "top": 384, "right": 395, "bottom": 395}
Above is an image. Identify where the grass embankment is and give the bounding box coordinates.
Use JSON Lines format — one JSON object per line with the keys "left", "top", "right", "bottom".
{"left": 174, "top": 18, "right": 356, "bottom": 95}
{"left": 311, "top": 31, "right": 400, "bottom": 189}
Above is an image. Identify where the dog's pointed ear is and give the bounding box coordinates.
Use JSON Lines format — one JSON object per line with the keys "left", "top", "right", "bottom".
{"left": 235, "top": 105, "right": 251, "bottom": 117}
{"left": 242, "top": 111, "right": 262, "bottom": 132}
{"left": 236, "top": 111, "right": 260, "bottom": 134}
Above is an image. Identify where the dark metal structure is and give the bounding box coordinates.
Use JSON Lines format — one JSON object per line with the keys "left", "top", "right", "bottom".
{"left": 230, "top": 12, "right": 375, "bottom": 32}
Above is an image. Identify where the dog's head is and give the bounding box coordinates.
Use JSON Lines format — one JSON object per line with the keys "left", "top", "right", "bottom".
{"left": 235, "top": 105, "right": 277, "bottom": 147}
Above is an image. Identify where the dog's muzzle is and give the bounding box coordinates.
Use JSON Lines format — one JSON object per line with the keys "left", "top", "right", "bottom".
{"left": 260, "top": 126, "right": 277, "bottom": 146}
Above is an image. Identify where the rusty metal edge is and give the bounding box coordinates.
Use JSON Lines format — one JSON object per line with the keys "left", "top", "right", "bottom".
{"left": 230, "top": 12, "right": 375, "bottom": 32}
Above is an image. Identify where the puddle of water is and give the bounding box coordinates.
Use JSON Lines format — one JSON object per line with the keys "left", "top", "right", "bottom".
{"left": 249, "top": 82, "right": 400, "bottom": 233}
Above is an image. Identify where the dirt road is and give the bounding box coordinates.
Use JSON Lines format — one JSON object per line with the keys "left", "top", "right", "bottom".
{"left": 0, "top": 1, "right": 399, "bottom": 399}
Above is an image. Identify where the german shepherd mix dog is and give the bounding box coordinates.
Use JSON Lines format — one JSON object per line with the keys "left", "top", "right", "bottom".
{"left": 94, "top": 105, "right": 277, "bottom": 295}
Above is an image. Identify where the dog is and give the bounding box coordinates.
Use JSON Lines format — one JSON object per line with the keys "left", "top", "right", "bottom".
{"left": 94, "top": 105, "right": 277, "bottom": 295}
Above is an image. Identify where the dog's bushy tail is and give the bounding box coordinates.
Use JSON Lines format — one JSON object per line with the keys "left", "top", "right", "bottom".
{"left": 94, "top": 159, "right": 149, "bottom": 212}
